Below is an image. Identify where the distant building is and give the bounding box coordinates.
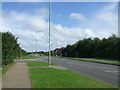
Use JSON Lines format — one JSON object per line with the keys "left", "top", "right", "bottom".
{"left": 52, "top": 48, "right": 62, "bottom": 56}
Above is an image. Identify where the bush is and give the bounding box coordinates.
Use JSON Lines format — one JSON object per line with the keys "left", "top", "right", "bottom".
{"left": 2, "top": 32, "right": 27, "bottom": 65}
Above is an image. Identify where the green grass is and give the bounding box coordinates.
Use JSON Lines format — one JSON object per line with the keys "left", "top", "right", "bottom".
{"left": 29, "top": 67, "right": 115, "bottom": 88}
{"left": 17, "top": 55, "right": 39, "bottom": 60}
{"left": 95, "top": 58, "right": 119, "bottom": 61}
{"left": 52, "top": 56, "right": 120, "bottom": 65}
{"left": 72, "top": 58, "right": 120, "bottom": 65}
{"left": 21, "top": 57, "right": 38, "bottom": 59}
{"left": 26, "top": 62, "right": 56, "bottom": 67}
{"left": 0, "top": 68, "right": 1, "bottom": 78}
{"left": 2, "top": 62, "right": 15, "bottom": 75}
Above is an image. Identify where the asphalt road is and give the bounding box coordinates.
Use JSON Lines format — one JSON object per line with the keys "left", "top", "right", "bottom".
{"left": 15, "top": 56, "right": 119, "bottom": 87}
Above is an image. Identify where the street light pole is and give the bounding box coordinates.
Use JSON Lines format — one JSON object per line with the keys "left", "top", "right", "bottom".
{"left": 36, "top": 31, "right": 41, "bottom": 58}
{"left": 36, "top": 31, "right": 37, "bottom": 58}
{"left": 48, "top": 0, "right": 51, "bottom": 66}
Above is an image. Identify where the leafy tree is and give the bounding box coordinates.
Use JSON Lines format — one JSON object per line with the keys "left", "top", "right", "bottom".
{"left": 61, "top": 34, "right": 119, "bottom": 60}
{"left": 2, "top": 32, "right": 27, "bottom": 65}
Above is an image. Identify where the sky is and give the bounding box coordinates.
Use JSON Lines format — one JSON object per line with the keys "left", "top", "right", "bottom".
{"left": 1, "top": 2, "right": 118, "bottom": 52}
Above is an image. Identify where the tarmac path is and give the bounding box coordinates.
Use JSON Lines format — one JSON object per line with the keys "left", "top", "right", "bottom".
{"left": 2, "top": 63, "right": 31, "bottom": 88}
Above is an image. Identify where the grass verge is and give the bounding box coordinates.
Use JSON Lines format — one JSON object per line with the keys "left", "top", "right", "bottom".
{"left": 52, "top": 56, "right": 120, "bottom": 66}
{"left": 16, "top": 55, "right": 39, "bottom": 60}
{"left": 72, "top": 58, "right": 120, "bottom": 65}
{"left": 27, "top": 62, "right": 115, "bottom": 88}
{"left": 27, "top": 62, "right": 56, "bottom": 67}
{"left": 29, "top": 68, "right": 115, "bottom": 88}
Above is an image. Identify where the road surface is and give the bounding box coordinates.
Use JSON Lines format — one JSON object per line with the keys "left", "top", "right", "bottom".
{"left": 15, "top": 56, "right": 119, "bottom": 87}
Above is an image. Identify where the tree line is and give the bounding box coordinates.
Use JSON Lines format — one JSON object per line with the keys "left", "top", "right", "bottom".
{"left": 61, "top": 35, "right": 120, "bottom": 60}
{"left": 1, "top": 32, "right": 28, "bottom": 65}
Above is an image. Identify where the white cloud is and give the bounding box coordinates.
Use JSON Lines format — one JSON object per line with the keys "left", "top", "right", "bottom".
{"left": 1, "top": 3, "right": 118, "bottom": 52}
{"left": 35, "top": 8, "right": 49, "bottom": 19}
{"left": 2, "top": 8, "right": 49, "bottom": 51}
{"left": 26, "top": 17, "right": 49, "bottom": 31}
{"left": 98, "top": 12, "right": 116, "bottom": 22}
{"left": 96, "top": 3, "right": 118, "bottom": 22}
{"left": 71, "top": 3, "right": 118, "bottom": 38}
{"left": 84, "top": 29, "right": 97, "bottom": 37}
{"left": 2, "top": 8, "right": 96, "bottom": 51}
{"left": 50, "top": 24, "right": 97, "bottom": 50}
{"left": 70, "top": 13, "right": 86, "bottom": 21}
{"left": 95, "top": 3, "right": 118, "bottom": 37}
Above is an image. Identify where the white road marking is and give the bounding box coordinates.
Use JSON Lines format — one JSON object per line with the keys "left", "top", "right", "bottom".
{"left": 60, "top": 59, "right": 64, "bottom": 60}
{"left": 106, "top": 71, "right": 119, "bottom": 72}
{"left": 67, "top": 62, "right": 73, "bottom": 64}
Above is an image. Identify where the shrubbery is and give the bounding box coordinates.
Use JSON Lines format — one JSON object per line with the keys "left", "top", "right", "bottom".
{"left": 2, "top": 32, "right": 27, "bottom": 65}
{"left": 61, "top": 35, "right": 120, "bottom": 60}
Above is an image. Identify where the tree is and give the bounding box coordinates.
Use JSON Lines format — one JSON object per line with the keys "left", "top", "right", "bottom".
{"left": 60, "top": 34, "right": 119, "bottom": 60}
{"left": 2, "top": 32, "right": 27, "bottom": 65}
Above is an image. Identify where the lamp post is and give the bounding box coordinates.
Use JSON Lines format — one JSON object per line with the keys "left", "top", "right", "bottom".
{"left": 48, "top": 0, "right": 51, "bottom": 66}
{"left": 36, "top": 30, "right": 41, "bottom": 58}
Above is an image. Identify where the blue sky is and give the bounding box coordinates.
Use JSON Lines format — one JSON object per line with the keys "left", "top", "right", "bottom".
{"left": 2, "top": 2, "right": 49, "bottom": 21}
{"left": 51, "top": 2, "right": 113, "bottom": 27}
{"left": 1, "top": 2, "right": 118, "bottom": 51}
{"left": 3, "top": 2, "right": 116, "bottom": 27}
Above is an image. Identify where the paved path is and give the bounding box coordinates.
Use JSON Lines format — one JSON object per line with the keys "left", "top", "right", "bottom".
{"left": 2, "top": 63, "right": 31, "bottom": 88}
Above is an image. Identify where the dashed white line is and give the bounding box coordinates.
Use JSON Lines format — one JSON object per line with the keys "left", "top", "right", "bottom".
{"left": 106, "top": 71, "right": 119, "bottom": 72}
{"left": 67, "top": 62, "right": 73, "bottom": 64}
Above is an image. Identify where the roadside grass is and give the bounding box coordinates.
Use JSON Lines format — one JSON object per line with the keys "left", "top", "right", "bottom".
{"left": 17, "top": 55, "right": 39, "bottom": 60}
{"left": 72, "top": 58, "right": 120, "bottom": 65}
{"left": 95, "top": 58, "right": 119, "bottom": 61}
{"left": 52, "top": 56, "right": 120, "bottom": 65}
{"left": 2, "top": 62, "right": 15, "bottom": 76}
{"left": 26, "top": 62, "right": 57, "bottom": 67}
{"left": 0, "top": 67, "right": 1, "bottom": 78}
{"left": 29, "top": 67, "right": 115, "bottom": 88}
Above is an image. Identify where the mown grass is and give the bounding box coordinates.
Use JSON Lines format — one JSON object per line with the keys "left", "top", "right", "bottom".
{"left": 17, "top": 54, "right": 39, "bottom": 60}
{"left": 52, "top": 56, "right": 120, "bottom": 65}
{"left": 0, "top": 68, "right": 1, "bottom": 78}
{"left": 95, "top": 58, "right": 119, "bottom": 61}
{"left": 27, "top": 62, "right": 56, "bottom": 67}
{"left": 72, "top": 58, "right": 120, "bottom": 65}
{"left": 29, "top": 67, "right": 115, "bottom": 88}
{"left": 2, "top": 62, "right": 15, "bottom": 75}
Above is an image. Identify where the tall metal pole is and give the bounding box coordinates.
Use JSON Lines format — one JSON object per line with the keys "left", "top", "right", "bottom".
{"left": 36, "top": 31, "right": 37, "bottom": 57}
{"left": 48, "top": 0, "right": 51, "bottom": 66}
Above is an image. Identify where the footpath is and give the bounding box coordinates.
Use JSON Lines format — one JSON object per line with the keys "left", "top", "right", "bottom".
{"left": 2, "top": 63, "right": 31, "bottom": 88}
